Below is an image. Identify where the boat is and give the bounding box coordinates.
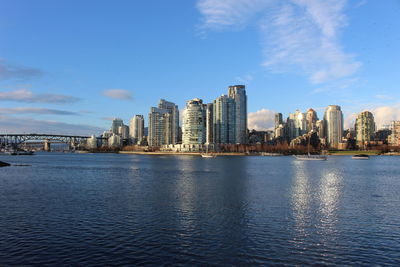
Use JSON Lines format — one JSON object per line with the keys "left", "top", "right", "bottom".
{"left": 294, "top": 154, "right": 327, "bottom": 161}
{"left": 261, "top": 152, "right": 283, "bottom": 156}
{"left": 3, "top": 149, "right": 34, "bottom": 155}
{"left": 352, "top": 154, "right": 369, "bottom": 160}
{"left": 294, "top": 134, "right": 326, "bottom": 161}
{"left": 201, "top": 146, "right": 217, "bottom": 158}
{"left": 201, "top": 153, "right": 216, "bottom": 158}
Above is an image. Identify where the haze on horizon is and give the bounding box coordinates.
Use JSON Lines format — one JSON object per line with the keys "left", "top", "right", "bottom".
{"left": 0, "top": 0, "right": 399, "bottom": 135}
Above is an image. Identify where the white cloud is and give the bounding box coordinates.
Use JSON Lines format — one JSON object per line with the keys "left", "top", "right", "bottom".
{"left": 0, "top": 89, "right": 80, "bottom": 104}
{"left": 248, "top": 108, "right": 275, "bottom": 130}
{"left": 197, "top": 0, "right": 361, "bottom": 83}
{"left": 0, "top": 115, "right": 104, "bottom": 135}
{"left": 344, "top": 103, "right": 400, "bottom": 129}
{"left": 197, "top": 0, "right": 270, "bottom": 30}
{"left": 0, "top": 107, "right": 78, "bottom": 116}
{"left": 371, "top": 104, "right": 400, "bottom": 129}
{"left": 235, "top": 74, "right": 254, "bottom": 84}
{"left": 103, "top": 89, "right": 133, "bottom": 100}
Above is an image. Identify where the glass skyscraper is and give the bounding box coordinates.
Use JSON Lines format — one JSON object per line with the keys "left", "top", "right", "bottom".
{"left": 213, "top": 95, "right": 236, "bottom": 144}
{"left": 228, "top": 85, "right": 247, "bottom": 144}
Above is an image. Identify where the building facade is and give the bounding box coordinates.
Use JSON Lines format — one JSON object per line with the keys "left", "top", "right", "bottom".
{"left": 228, "top": 85, "right": 247, "bottom": 144}
{"left": 389, "top": 121, "right": 400, "bottom": 146}
{"left": 182, "top": 98, "right": 206, "bottom": 145}
{"left": 111, "top": 118, "right": 124, "bottom": 135}
{"left": 306, "top": 108, "right": 318, "bottom": 133}
{"left": 129, "top": 115, "right": 145, "bottom": 144}
{"left": 213, "top": 95, "right": 236, "bottom": 144}
{"left": 206, "top": 103, "right": 214, "bottom": 144}
{"left": 355, "top": 111, "right": 376, "bottom": 145}
{"left": 158, "top": 99, "right": 179, "bottom": 145}
{"left": 148, "top": 107, "right": 168, "bottom": 146}
{"left": 324, "top": 105, "right": 344, "bottom": 149}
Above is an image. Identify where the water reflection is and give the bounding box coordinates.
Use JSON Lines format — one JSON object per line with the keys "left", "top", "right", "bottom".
{"left": 291, "top": 161, "right": 312, "bottom": 239}
{"left": 318, "top": 168, "right": 343, "bottom": 236}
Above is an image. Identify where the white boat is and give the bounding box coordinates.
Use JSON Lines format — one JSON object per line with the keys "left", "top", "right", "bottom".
{"left": 352, "top": 154, "right": 369, "bottom": 160}
{"left": 201, "top": 146, "right": 216, "bottom": 158}
{"left": 294, "top": 154, "right": 327, "bottom": 161}
{"left": 294, "top": 133, "right": 326, "bottom": 161}
{"left": 261, "top": 152, "right": 283, "bottom": 156}
{"left": 201, "top": 153, "right": 216, "bottom": 158}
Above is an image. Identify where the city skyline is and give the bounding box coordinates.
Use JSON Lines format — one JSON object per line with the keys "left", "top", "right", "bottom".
{"left": 1, "top": 1, "right": 399, "bottom": 135}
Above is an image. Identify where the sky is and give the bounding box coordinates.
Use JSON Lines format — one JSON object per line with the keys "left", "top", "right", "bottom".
{"left": 1, "top": 0, "right": 399, "bottom": 135}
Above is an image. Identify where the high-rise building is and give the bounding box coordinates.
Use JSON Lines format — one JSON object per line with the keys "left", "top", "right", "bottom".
{"left": 324, "top": 105, "right": 344, "bottom": 148}
{"left": 306, "top": 108, "right": 318, "bottom": 133}
{"left": 158, "top": 99, "right": 179, "bottom": 145}
{"left": 355, "top": 111, "right": 375, "bottom": 144}
{"left": 129, "top": 115, "right": 145, "bottom": 144}
{"left": 213, "top": 95, "right": 236, "bottom": 144}
{"left": 287, "top": 110, "right": 306, "bottom": 141}
{"left": 118, "top": 125, "right": 129, "bottom": 140}
{"left": 111, "top": 118, "right": 124, "bottom": 134}
{"left": 148, "top": 107, "right": 168, "bottom": 147}
{"left": 228, "top": 85, "right": 247, "bottom": 144}
{"left": 389, "top": 121, "right": 400, "bottom": 146}
{"left": 148, "top": 99, "right": 179, "bottom": 147}
{"left": 206, "top": 103, "right": 214, "bottom": 144}
{"left": 182, "top": 98, "right": 206, "bottom": 145}
{"left": 275, "top": 113, "right": 283, "bottom": 129}
{"left": 108, "top": 134, "right": 122, "bottom": 148}
{"left": 316, "top": 120, "right": 325, "bottom": 138}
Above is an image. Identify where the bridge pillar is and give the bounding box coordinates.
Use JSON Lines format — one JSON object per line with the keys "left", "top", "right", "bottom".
{"left": 44, "top": 139, "right": 51, "bottom": 151}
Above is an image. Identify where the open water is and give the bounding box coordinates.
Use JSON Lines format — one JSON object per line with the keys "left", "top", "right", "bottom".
{"left": 0, "top": 153, "right": 399, "bottom": 266}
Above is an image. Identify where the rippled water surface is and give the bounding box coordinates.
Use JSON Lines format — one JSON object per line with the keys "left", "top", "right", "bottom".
{"left": 0, "top": 153, "right": 399, "bottom": 266}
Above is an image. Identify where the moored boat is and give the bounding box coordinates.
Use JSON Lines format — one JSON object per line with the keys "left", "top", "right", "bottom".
{"left": 352, "top": 154, "right": 369, "bottom": 160}
{"left": 201, "top": 153, "right": 216, "bottom": 158}
{"left": 294, "top": 154, "right": 327, "bottom": 161}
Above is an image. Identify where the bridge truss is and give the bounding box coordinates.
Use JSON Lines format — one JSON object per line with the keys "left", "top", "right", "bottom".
{"left": 0, "top": 134, "right": 92, "bottom": 149}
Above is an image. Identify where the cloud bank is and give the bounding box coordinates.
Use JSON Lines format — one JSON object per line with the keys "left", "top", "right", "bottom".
{"left": 197, "top": 0, "right": 361, "bottom": 83}
{"left": 0, "top": 60, "right": 43, "bottom": 80}
{"left": 0, "top": 107, "right": 79, "bottom": 116}
{"left": 0, "top": 89, "right": 80, "bottom": 104}
{"left": 344, "top": 103, "right": 400, "bottom": 129}
{"left": 248, "top": 108, "right": 275, "bottom": 130}
{"left": 103, "top": 89, "right": 133, "bottom": 100}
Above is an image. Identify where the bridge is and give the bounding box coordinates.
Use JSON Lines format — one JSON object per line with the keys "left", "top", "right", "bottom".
{"left": 0, "top": 134, "right": 102, "bottom": 150}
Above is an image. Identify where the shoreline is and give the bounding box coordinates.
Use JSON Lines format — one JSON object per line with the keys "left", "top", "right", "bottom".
{"left": 118, "top": 151, "right": 400, "bottom": 156}
{"left": 119, "top": 151, "right": 247, "bottom": 156}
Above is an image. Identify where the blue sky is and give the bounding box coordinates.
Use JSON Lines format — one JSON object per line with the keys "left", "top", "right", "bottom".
{"left": 1, "top": 0, "right": 399, "bottom": 135}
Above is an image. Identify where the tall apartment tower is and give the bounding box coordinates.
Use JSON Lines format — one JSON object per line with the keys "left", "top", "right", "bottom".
{"left": 306, "top": 108, "right": 318, "bottom": 133}
{"left": 389, "top": 121, "right": 400, "bottom": 145}
{"left": 316, "top": 120, "right": 325, "bottom": 138}
{"left": 158, "top": 99, "right": 179, "bottom": 145}
{"left": 287, "top": 110, "right": 306, "bottom": 141}
{"left": 148, "top": 99, "right": 179, "bottom": 147}
{"left": 111, "top": 118, "right": 124, "bottom": 134}
{"left": 355, "top": 111, "right": 375, "bottom": 144}
{"left": 213, "top": 95, "right": 236, "bottom": 144}
{"left": 275, "top": 113, "right": 283, "bottom": 129}
{"left": 228, "top": 85, "right": 247, "bottom": 144}
{"left": 324, "top": 105, "right": 344, "bottom": 149}
{"left": 206, "top": 103, "right": 214, "bottom": 144}
{"left": 129, "top": 115, "right": 145, "bottom": 144}
{"left": 182, "top": 98, "right": 206, "bottom": 145}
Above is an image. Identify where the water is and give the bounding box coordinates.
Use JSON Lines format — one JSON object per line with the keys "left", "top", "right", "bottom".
{"left": 0, "top": 153, "right": 399, "bottom": 266}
